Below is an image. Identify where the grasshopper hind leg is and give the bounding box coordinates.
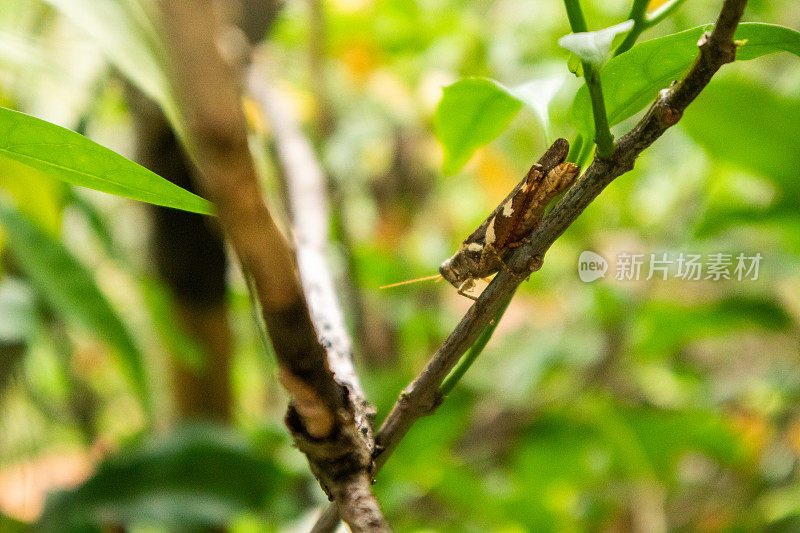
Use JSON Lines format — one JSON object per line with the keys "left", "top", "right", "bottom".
{"left": 485, "top": 243, "right": 529, "bottom": 283}
{"left": 457, "top": 278, "right": 479, "bottom": 301}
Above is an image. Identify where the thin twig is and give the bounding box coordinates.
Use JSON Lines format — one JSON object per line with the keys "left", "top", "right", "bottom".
{"left": 157, "top": 2, "right": 388, "bottom": 530}
{"left": 385, "top": 0, "right": 746, "bottom": 493}
{"left": 439, "top": 291, "right": 514, "bottom": 396}
{"left": 247, "top": 59, "right": 376, "bottom": 448}
{"left": 312, "top": 0, "right": 748, "bottom": 528}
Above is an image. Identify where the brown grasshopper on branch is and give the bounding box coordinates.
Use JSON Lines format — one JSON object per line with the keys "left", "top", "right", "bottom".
{"left": 439, "top": 138, "right": 580, "bottom": 299}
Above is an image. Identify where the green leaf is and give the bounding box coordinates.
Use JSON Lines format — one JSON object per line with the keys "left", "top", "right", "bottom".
{"left": 434, "top": 76, "right": 569, "bottom": 174}
{"left": 635, "top": 294, "right": 791, "bottom": 358}
{"left": 435, "top": 78, "right": 522, "bottom": 174}
{"left": 734, "top": 22, "right": 800, "bottom": 60}
{"left": 0, "top": 153, "right": 65, "bottom": 236}
{"left": 680, "top": 77, "right": 800, "bottom": 198}
{"left": 508, "top": 411, "right": 616, "bottom": 530}
{"left": 140, "top": 276, "right": 207, "bottom": 371}
{"left": 0, "top": 201, "right": 151, "bottom": 411}
{"left": 567, "top": 52, "right": 584, "bottom": 77}
{"left": 761, "top": 485, "right": 800, "bottom": 526}
{"left": 558, "top": 20, "right": 635, "bottom": 69}
{"left": 37, "top": 424, "right": 289, "bottom": 532}
{"left": 0, "top": 511, "right": 30, "bottom": 533}
{"left": 0, "top": 108, "right": 214, "bottom": 215}
{"left": 571, "top": 23, "right": 800, "bottom": 138}
{"left": 615, "top": 406, "right": 746, "bottom": 475}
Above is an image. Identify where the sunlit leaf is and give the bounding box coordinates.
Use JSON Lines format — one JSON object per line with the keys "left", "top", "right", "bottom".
{"left": 435, "top": 78, "right": 522, "bottom": 174}
{"left": 434, "top": 76, "right": 569, "bottom": 174}
{"left": 734, "top": 22, "right": 800, "bottom": 60}
{"left": 37, "top": 424, "right": 289, "bottom": 532}
{"left": 0, "top": 28, "right": 57, "bottom": 75}
{"left": 0, "top": 108, "right": 214, "bottom": 214}
{"left": 761, "top": 485, "right": 800, "bottom": 527}
{"left": 0, "top": 154, "right": 64, "bottom": 236}
{"left": 558, "top": 20, "right": 635, "bottom": 69}
{"left": 0, "top": 201, "right": 151, "bottom": 411}
{"left": 671, "top": 74, "right": 800, "bottom": 234}
{"left": 571, "top": 23, "right": 800, "bottom": 137}
{"left": 509, "top": 412, "right": 613, "bottom": 529}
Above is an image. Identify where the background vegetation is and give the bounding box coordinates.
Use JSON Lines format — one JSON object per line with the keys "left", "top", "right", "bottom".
{"left": 0, "top": 0, "right": 799, "bottom": 531}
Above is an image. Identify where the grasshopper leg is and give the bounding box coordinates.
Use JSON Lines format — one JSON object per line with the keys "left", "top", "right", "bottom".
{"left": 486, "top": 244, "right": 528, "bottom": 283}
{"left": 457, "top": 279, "right": 479, "bottom": 301}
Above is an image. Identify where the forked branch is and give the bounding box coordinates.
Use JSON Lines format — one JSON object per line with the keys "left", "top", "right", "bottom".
{"left": 313, "top": 0, "right": 748, "bottom": 529}
{"left": 157, "top": 1, "right": 387, "bottom": 530}
{"left": 247, "top": 59, "right": 375, "bottom": 448}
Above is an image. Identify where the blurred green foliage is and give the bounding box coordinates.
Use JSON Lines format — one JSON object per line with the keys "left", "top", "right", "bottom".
{"left": 0, "top": 0, "right": 799, "bottom": 531}
{"left": 37, "top": 424, "right": 297, "bottom": 532}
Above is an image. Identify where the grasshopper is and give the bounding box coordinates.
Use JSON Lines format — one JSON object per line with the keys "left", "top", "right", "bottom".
{"left": 439, "top": 138, "right": 580, "bottom": 299}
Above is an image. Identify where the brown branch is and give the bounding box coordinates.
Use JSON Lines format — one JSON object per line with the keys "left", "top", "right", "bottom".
{"left": 157, "top": 2, "right": 388, "bottom": 530}
{"left": 246, "top": 59, "right": 376, "bottom": 446}
{"left": 313, "top": 0, "right": 748, "bottom": 529}
{"left": 379, "top": 0, "right": 748, "bottom": 478}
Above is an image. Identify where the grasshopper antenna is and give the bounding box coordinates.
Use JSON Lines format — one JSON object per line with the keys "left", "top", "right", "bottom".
{"left": 380, "top": 274, "right": 442, "bottom": 289}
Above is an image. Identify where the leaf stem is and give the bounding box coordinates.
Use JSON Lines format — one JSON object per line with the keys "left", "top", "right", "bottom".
{"left": 440, "top": 291, "right": 514, "bottom": 395}
{"left": 562, "top": 0, "right": 615, "bottom": 159}
{"left": 615, "top": 0, "right": 689, "bottom": 57}
{"left": 562, "top": 0, "right": 588, "bottom": 33}
{"left": 614, "top": 0, "right": 649, "bottom": 56}
{"left": 583, "top": 67, "right": 615, "bottom": 158}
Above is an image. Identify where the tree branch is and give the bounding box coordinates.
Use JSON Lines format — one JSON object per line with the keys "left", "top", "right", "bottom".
{"left": 313, "top": 0, "right": 748, "bottom": 528}
{"left": 157, "top": 2, "right": 388, "bottom": 530}
{"left": 246, "top": 58, "right": 376, "bottom": 447}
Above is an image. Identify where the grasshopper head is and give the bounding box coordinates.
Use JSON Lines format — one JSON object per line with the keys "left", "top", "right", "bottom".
{"left": 439, "top": 256, "right": 463, "bottom": 287}
{"left": 439, "top": 244, "right": 483, "bottom": 288}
